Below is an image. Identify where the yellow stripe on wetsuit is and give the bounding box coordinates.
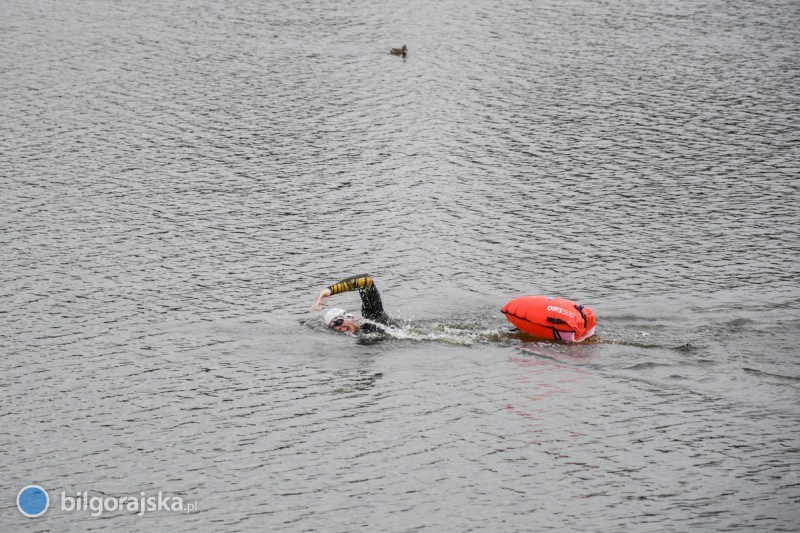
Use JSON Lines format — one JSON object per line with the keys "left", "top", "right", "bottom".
{"left": 328, "top": 274, "right": 374, "bottom": 295}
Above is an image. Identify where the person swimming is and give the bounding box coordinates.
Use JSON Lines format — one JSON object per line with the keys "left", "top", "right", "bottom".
{"left": 310, "top": 274, "right": 398, "bottom": 334}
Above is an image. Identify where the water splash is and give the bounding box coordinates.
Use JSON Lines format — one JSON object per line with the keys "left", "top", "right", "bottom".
{"left": 361, "top": 320, "right": 508, "bottom": 346}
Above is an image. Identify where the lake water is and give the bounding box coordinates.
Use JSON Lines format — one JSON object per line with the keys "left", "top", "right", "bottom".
{"left": 2, "top": 0, "right": 799, "bottom": 530}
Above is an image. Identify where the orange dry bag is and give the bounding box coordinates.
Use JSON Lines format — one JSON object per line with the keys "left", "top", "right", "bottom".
{"left": 502, "top": 296, "right": 596, "bottom": 342}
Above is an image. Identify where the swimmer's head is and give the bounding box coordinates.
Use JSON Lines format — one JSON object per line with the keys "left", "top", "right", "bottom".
{"left": 325, "top": 308, "right": 360, "bottom": 334}
{"left": 325, "top": 308, "right": 346, "bottom": 327}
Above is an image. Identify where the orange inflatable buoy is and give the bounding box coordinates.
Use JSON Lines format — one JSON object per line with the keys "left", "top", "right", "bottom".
{"left": 502, "top": 296, "right": 596, "bottom": 342}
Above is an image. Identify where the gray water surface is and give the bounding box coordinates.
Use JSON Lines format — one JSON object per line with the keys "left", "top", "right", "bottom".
{"left": 2, "top": 0, "right": 799, "bottom": 531}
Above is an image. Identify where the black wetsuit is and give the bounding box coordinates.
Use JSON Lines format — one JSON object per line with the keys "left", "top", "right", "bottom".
{"left": 328, "top": 274, "right": 398, "bottom": 334}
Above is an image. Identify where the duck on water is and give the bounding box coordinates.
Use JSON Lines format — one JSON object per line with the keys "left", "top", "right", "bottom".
{"left": 390, "top": 45, "right": 408, "bottom": 57}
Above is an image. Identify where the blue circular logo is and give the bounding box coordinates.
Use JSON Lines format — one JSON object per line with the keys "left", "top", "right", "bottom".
{"left": 17, "top": 485, "right": 49, "bottom": 518}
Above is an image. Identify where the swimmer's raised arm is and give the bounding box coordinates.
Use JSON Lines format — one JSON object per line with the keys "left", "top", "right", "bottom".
{"left": 309, "top": 274, "right": 373, "bottom": 311}
{"left": 310, "top": 274, "right": 385, "bottom": 318}
{"left": 328, "top": 274, "right": 375, "bottom": 296}
{"left": 310, "top": 287, "right": 331, "bottom": 311}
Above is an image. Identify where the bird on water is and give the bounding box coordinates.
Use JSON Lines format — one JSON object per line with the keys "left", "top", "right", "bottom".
{"left": 390, "top": 45, "right": 408, "bottom": 57}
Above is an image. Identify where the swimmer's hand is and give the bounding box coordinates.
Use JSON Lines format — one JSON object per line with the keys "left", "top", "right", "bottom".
{"left": 310, "top": 288, "right": 331, "bottom": 311}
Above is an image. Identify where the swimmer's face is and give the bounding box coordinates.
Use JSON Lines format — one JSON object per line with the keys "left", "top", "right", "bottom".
{"left": 333, "top": 318, "right": 360, "bottom": 334}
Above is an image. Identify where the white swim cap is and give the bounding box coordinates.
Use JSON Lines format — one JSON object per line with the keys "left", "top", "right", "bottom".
{"left": 324, "top": 308, "right": 347, "bottom": 328}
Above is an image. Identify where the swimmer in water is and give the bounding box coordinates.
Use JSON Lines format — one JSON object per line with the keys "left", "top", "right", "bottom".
{"left": 310, "top": 274, "right": 398, "bottom": 334}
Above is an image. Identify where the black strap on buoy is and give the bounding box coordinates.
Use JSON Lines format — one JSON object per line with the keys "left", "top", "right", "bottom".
{"left": 574, "top": 304, "right": 588, "bottom": 328}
